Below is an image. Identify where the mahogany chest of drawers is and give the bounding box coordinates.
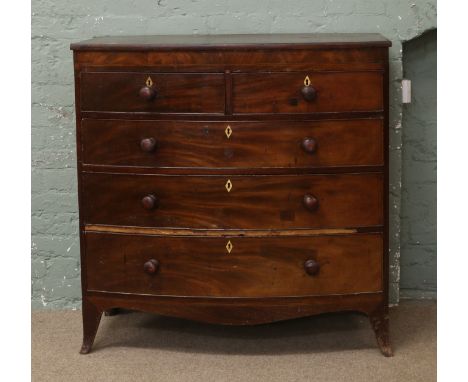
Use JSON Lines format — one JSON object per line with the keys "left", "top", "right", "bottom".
{"left": 71, "top": 34, "right": 392, "bottom": 356}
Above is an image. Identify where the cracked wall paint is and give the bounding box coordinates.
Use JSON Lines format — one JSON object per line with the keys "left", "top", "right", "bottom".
{"left": 31, "top": 0, "right": 437, "bottom": 309}
{"left": 400, "top": 30, "right": 437, "bottom": 299}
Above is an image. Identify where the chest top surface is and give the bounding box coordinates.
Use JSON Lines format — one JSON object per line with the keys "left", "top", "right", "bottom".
{"left": 70, "top": 33, "right": 391, "bottom": 51}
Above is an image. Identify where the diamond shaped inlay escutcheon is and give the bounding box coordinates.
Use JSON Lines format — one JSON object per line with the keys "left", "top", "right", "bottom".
{"left": 225, "top": 179, "right": 233, "bottom": 193}
{"left": 226, "top": 240, "right": 233, "bottom": 254}
{"left": 146, "top": 76, "right": 153, "bottom": 87}
{"left": 225, "top": 125, "right": 232, "bottom": 139}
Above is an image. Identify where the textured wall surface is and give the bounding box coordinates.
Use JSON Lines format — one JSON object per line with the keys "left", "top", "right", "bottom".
{"left": 400, "top": 30, "right": 437, "bottom": 299}
{"left": 31, "top": 0, "right": 437, "bottom": 309}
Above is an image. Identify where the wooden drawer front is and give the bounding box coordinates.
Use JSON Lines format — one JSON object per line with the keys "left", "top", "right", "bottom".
{"left": 82, "top": 119, "right": 383, "bottom": 168}
{"left": 82, "top": 173, "right": 383, "bottom": 229}
{"left": 232, "top": 72, "right": 383, "bottom": 114}
{"left": 80, "top": 72, "right": 225, "bottom": 113}
{"left": 85, "top": 232, "right": 383, "bottom": 297}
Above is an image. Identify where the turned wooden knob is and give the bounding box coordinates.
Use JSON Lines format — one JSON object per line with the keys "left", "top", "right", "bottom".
{"left": 304, "top": 259, "right": 320, "bottom": 276}
{"left": 139, "top": 86, "right": 157, "bottom": 101}
{"left": 141, "top": 194, "right": 158, "bottom": 210}
{"left": 143, "top": 259, "right": 159, "bottom": 275}
{"left": 301, "top": 85, "right": 317, "bottom": 102}
{"left": 301, "top": 138, "right": 317, "bottom": 154}
{"left": 140, "top": 137, "right": 157, "bottom": 152}
{"left": 303, "top": 194, "right": 319, "bottom": 212}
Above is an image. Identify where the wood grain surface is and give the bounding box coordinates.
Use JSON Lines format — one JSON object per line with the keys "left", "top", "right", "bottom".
{"left": 232, "top": 72, "right": 383, "bottom": 114}
{"left": 81, "top": 72, "right": 225, "bottom": 113}
{"left": 71, "top": 33, "right": 391, "bottom": 51}
{"left": 81, "top": 118, "right": 383, "bottom": 169}
{"left": 85, "top": 232, "right": 383, "bottom": 297}
{"left": 82, "top": 172, "right": 383, "bottom": 229}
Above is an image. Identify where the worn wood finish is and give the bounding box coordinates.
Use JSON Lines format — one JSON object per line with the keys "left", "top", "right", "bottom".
{"left": 81, "top": 72, "right": 225, "bottom": 113}
{"left": 84, "top": 225, "right": 360, "bottom": 237}
{"left": 86, "top": 232, "right": 382, "bottom": 297}
{"left": 71, "top": 33, "right": 392, "bottom": 51}
{"left": 82, "top": 119, "right": 383, "bottom": 169}
{"left": 81, "top": 290, "right": 386, "bottom": 351}
{"left": 233, "top": 72, "right": 383, "bottom": 114}
{"left": 75, "top": 51, "right": 386, "bottom": 72}
{"left": 80, "top": 111, "right": 385, "bottom": 123}
{"left": 88, "top": 292, "right": 385, "bottom": 325}
{"left": 82, "top": 173, "right": 383, "bottom": 229}
{"left": 82, "top": 163, "right": 384, "bottom": 176}
{"left": 369, "top": 306, "right": 393, "bottom": 357}
{"left": 80, "top": 297, "right": 102, "bottom": 354}
{"left": 71, "top": 34, "right": 392, "bottom": 355}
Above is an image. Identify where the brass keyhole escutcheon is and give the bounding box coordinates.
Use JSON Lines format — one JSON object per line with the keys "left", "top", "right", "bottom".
{"left": 146, "top": 76, "right": 153, "bottom": 87}
{"left": 225, "top": 179, "right": 233, "bottom": 193}
{"left": 225, "top": 125, "right": 232, "bottom": 139}
{"left": 304, "top": 75, "right": 311, "bottom": 86}
{"left": 226, "top": 240, "right": 233, "bottom": 254}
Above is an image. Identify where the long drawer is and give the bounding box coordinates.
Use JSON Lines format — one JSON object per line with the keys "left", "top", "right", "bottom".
{"left": 82, "top": 173, "right": 383, "bottom": 229}
{"left": 232, "top": 72, "right": 383, "bottom": 114}
{"left": 82, "top": 119, "right": 383, "bottom": 169}
{"left": 85, "top": 232, "right": 383, "bottom": 297}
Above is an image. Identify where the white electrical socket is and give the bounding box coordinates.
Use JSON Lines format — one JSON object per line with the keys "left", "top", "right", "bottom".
{"left": 402, "top": 79, "right": 411, "bottom": 103}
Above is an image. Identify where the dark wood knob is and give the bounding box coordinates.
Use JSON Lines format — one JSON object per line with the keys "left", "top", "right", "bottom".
{"left": 141, "top": 194, "right": 158, "bottom": 210}
{"left": 304, "top": 259, "right": 320, "bottom": 276}
{"left": 301, "top": 85, "right": 317, "bottom": 102}
{"left": 301, "top": 138, "right": 317, "bottom": 154}
{"left": 140, "top": 137, "right": 157, "bottom": 152}
{"left": 303, "top": 194, "right": 319, "bottom": 212}
{"left": 143, "top": 259, "right": 159, "bottom": 275}
{"left": 139, "top": 86, "right": 157, "bottom": 101}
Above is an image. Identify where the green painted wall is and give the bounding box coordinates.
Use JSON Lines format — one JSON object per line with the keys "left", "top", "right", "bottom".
{"left": 31, "top": 0, "right": 437, "bottom": 309}
{"left": 400, "top": 30, "right": 437, "bottom": 298}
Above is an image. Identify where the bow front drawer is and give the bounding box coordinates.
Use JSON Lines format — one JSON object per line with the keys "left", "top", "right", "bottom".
{"left": 232, "top": 72, "right": 383, "bottom": 114}
{"left": 85, "top": 232, "right": 383, "bottom": 297}
{"left": 82, "top": 173, "right": 383, "bottom": 229}
{"left": 80, "top": 72, "right": 225, "bottom": 113}
{"left": 81, "top": 119, "right": 383, "bottom": 169}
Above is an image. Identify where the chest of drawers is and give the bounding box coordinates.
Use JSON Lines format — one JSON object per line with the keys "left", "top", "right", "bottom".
{"left": 71, "top": 34, "right": 392, "bottom": 356}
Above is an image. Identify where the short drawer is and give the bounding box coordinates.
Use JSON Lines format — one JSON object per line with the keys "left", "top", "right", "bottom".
{"left": 85, "top": 232, "right": 383, "bottom": 297}
{"left": 80, "top": 72, "right": 225, "bottom": 113}
{"left": 82, "top": 119, "right": 383, "bottom": 168}
{"left": 82, "top": 173, "right": 383, "bottom": 229}
{"left": 232, "top": 72, "right": 383, "bottom": 114}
